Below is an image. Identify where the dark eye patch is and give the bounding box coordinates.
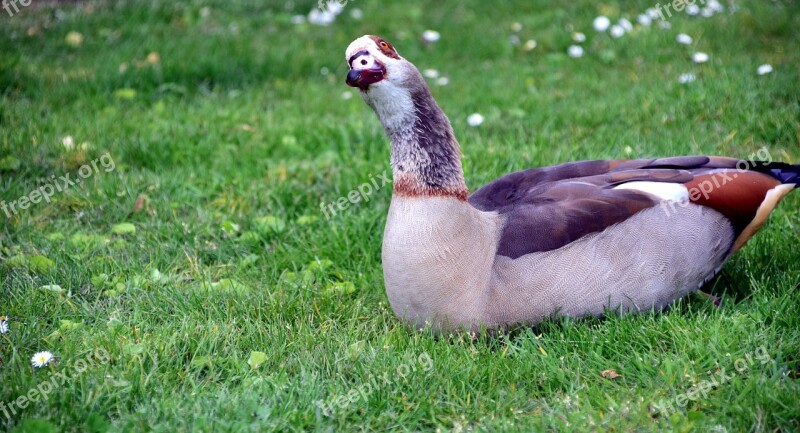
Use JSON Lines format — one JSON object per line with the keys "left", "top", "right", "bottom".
{"left": 367, "top": 35, "right": 400, "bottom": 59}
{"left": 348, "top": 49, "right": 370, "bottom": 67}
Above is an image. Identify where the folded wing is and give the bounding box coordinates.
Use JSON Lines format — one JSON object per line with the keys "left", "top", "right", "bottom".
{"left": 469, "top": 156, "right": 798, "bottom": 259}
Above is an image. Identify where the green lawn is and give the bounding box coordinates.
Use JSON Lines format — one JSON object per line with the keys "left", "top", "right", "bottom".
{"left": 1, "top": 0, "right": 799, "bottom": 431}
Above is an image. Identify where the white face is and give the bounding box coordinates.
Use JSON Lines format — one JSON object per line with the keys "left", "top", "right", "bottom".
{"left": 344, "top": 35, "right": 409, "bottom": 91}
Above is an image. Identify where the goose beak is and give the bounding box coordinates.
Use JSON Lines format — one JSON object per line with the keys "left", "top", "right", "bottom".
{"left": 345, "top": 66, "right": 385, "bottom": 90}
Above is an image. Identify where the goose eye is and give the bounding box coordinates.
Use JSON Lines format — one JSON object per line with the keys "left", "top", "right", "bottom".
{"left": 380, "top": 41, "right": 388, "bottom": 48}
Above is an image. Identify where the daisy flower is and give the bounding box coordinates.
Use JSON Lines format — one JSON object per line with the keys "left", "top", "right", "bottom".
{"left": 308, "top": 9, "right": 335, "bottom": 26}
{"left": 0, "top": 316, "right": 8, "bottom": 334}
{"left": 31, "top": 351, "right": 54, "bottom": 368}
{"left": 467, "top": 113, "right": 484, "bottom": 127}
{"left": 676, "top": 33, "right": 693, "bottom": 45}
{"left": 708, "top": 0, "right": 724, "bottom": 12}
{"left": 692, "top": 52, "right": 709, "bottom": 63}
{"left": 423, "top": 69, "right": 439, "bottom": 79}
{"left": 567, "top": 45, "right": 584, "bottom": 58}
{"left": 422, "top": 30, "right": 441, "bottom": 43}
{"left": 593, "top": 16, "right": 610, "bottom": 32}
{"left": 757, "top": 64, "right": 773, "bottom": 76}
{"left": 678, "top": 73, "right": 696, "bottom": 84}
{"left": 572, "top": 32, "right": 586, "bottom": 43}
{"left": 686, "top": 4, "right": 700, "bottom": 15}
{"left": 322, "top": 1, "right": 344, "bottom": 15}
{"left": 609, "top": 25, "right": 625, "bottom": 38}
{"left": 523, "top": 39, "right": 537, "bottom": 51}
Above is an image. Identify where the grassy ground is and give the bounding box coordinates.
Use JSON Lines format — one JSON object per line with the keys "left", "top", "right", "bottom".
{"left": 1, "top": 0, "right": 799, "bottom": 431}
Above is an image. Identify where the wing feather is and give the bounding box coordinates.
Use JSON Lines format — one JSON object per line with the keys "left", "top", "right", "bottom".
{"left": 469, "top": 157, "right": 797, "bottom": 259}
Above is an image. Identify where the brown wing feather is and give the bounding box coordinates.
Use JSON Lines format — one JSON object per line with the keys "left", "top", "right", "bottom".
{"left": 683, "top": 171, "right": 781, "bottom": 230}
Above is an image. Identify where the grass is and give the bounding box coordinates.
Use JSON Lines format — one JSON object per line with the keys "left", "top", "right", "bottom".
{"left": 1, "top": 0, "right": 799, "bottom": 431}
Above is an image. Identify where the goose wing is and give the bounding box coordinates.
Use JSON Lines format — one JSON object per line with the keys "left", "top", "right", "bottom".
{"left": 469, "top": 156, "right": 798, "bottom": 259}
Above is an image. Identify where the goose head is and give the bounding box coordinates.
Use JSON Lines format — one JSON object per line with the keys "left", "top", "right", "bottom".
{"left": 345, "top": 35, "right": 425, "bottom": 130}
{"left": 344, "top": 35, "right": 408, "bottom": 90}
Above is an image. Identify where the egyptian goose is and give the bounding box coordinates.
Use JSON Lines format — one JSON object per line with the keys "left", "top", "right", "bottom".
{"left": 344, "top": 35, "right": 799, "bottom": 332}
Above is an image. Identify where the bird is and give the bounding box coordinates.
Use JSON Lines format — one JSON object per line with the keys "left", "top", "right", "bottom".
{"left": 343, "top": 35, "right": 799, "bottom": 333}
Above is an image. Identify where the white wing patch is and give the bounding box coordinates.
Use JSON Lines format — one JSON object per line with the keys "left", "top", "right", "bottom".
{"left": 613, "top": 181, "right": 689, "bottom": 202}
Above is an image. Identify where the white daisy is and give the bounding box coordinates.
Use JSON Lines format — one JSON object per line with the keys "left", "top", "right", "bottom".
{"left": 422, "top": 30, "right": 441, "bottom": 43}
{"left": 572, "top": 32, "right": 586, "bottom": 42}
{"left": 341, "top": 91, "right": 353, "bottom": 100}
{"left": 593, "top": 16, "right": 611, "bottom": 32}
{"left": 637, "top": 14, "right": 652, "bottom": 26}
{"left": 436, "top": 76, "right": 450, "bottom": 86}
{"left": 678, "top": 73, "right": 696, "bottom": 84}
{"left": 609, "top": 25, "right": 625, "bottom": 38}
{"left": 646, "top": 8, "right": 660, "bottom": 19}
{"left": 676, "top": 33, "right": 693, "bottom": 45}
{"left": 323, "top": 1, "right": 344, "bottom": 15}
{"left": 686, "top": 4, "right": 700, "bottom": 15}
{"left": 701, "top": 8, "right": 714, "bottom": 17}
{"left": 467, "top": 113, "right": 484, "bottom": 127}
{"left": 618, "top": 18, "right": 633, "bottom": 32}
{"left": 659, "top": 21, "right": 672, "bottom": 29}
{"left": 62, "top": 136, "right": 75, "bottom": 150}
{"left": 350, "top": 8, "right": 363, "bottom": 20}
{"left": 0, "top": 319, "right": 8, "bottom": 334}
{"left": 708, "top": 0, "right": 724, "bottom": 12}
{"left": 308, "top": 9, "right": 335, "bottom": 26}
{"left": 567, "top": 45, "right": 584, "bottom": 58}
{"left": 31, "top": 351, "right": 54, "bottom": 368}
{"left": 757, "top": 64, "right": 773, "bottom": 75}
{"left": 423, "top": 69, "right": 439, "bottom": 79}
{"left": 523, "top": 39, "right": 537, "bottom": 51}
{"left": 692, "top": 52, "right": 709, "bottom": 63}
